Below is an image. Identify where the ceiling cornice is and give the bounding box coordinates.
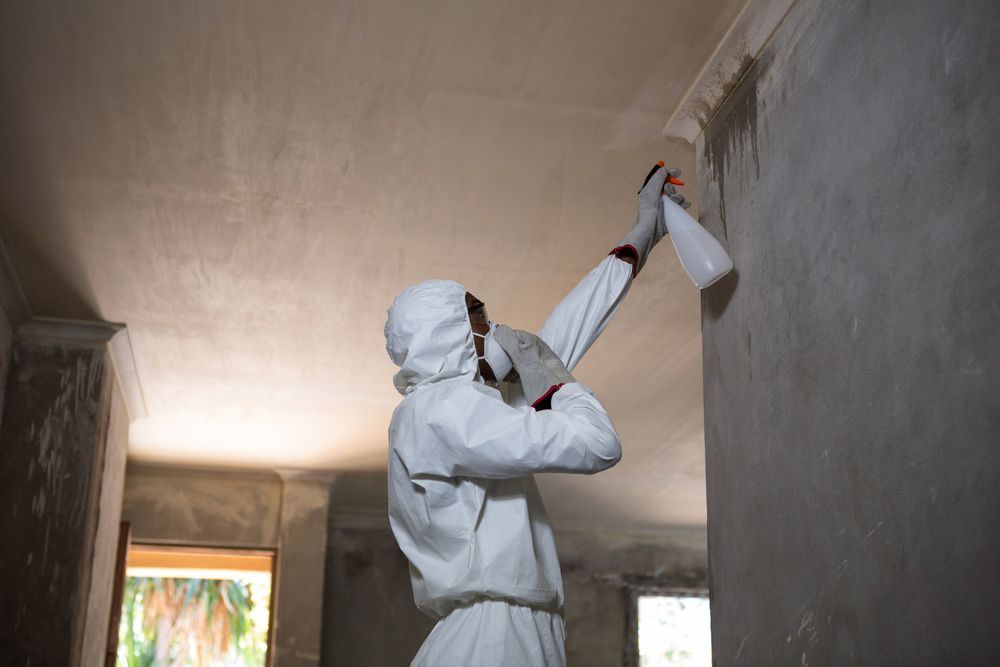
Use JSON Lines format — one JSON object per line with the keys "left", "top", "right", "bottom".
{"left": 662, "top": 0, "right": 799, "bottom": 142}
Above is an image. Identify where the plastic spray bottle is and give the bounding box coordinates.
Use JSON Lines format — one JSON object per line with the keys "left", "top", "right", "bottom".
{"left": 640, "top": 161, "right": 734, "bottom": 289}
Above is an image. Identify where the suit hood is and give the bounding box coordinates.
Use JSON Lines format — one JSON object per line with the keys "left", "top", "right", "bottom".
{"left": 384, "top": 279, "right": 479, "bottom": 396}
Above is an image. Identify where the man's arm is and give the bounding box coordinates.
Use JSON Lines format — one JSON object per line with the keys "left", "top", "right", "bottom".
{"left": 535, "top": 163, "right": 686, "bottom": 371}
{"left": 535, "top": 254, "right": 634, "bottom": 372}
{"left": 398, "top": 383, "right": 621, "bottom": 479}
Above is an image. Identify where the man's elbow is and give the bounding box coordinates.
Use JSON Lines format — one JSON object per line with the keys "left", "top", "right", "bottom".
{"left": 552, "top": 384, "right": 622, "bottom": 472}
{"left": 587, "top": 428, "right": 622, "bottom": 473}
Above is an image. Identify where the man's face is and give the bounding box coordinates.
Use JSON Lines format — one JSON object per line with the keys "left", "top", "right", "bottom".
{"left": 465, "top": 291, "right": 496, "bottom": 382}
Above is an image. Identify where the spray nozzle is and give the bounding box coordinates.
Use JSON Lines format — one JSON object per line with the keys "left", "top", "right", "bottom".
{"left": 639, "top": 161, "right": 685, "bottom": 194}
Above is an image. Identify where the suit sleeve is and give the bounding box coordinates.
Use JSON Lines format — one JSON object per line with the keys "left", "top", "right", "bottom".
{"left": 536, "top": 255, "right": 633, "bottom": 371}
{"left": 399, "top": 383, "right": 621, "bottom": 479}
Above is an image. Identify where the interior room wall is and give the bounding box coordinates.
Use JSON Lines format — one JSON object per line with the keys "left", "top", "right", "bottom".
{"left": 0, "top": 321, "right": 127, "bottom": 666}
{"left": 320, "top": 473, "right": 708, "bottom": 667}
{"left": 80, "top": 381, "right": 130, "bottom": 666}
{"left": 697, "top": 0, "right": 1000, "bottom": 663}
{"left": 0, "top": 305, "right": 12, "bottom": 417}
{"left": 122, "top": 464, "right": 332, "bottom": 667}
{"left": 122, "top": 463, "right": 283, "bottom": 549}
{"left": 0, "top": 236, "right": 30, "bottom": 424}
{"left": 322, "top": 517, "right": 707, "bottom": 667}
{"left": 123, "top": 466, "right": 708, "bottom": 666}
{"left": 271, "top": 475, "right": 331, "bottom": 667}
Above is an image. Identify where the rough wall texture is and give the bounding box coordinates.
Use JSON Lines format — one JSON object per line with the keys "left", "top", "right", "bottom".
{"left": 121, "top": 466, "right": 329, "bottom": 667}
{"left": 0, "top": 308, "right": 12, "bottom": 419}
{"left": 272, "top": 478, "right": 330, "bottom": 667}
{"left": 122, "top": 463, "right": 283, "bottom": 548}
{"left": 0, "top": 334, "right": 113, "bottom": 666}
{"left": 320, "top": 515, "right": 707, "bottom": 667}
{"left": 697, "top": 0, "right": 1000, "bottom": 664}
{"left": 558, "top": 529, "right": 707, "bottom": 666}
{"left": 321, "top": 520, "right": 436, "bottom": 667}
{"left": 122, "top": 467, "right": 709, "bottom": 666}
{"left": 80, "top": 383, "right": 130, "bottom": 667}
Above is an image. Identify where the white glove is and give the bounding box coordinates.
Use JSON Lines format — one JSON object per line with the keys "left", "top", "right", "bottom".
{"left": 617, "top": 163, "right": 689, "bottom": 275}
{"left": 492, "top": 325, "right": 575, "bottom": 410}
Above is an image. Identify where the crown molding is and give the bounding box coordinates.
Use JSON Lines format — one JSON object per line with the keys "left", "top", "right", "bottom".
{"left": 662, "top": 0, "right": 798, "bottom": 142}
{"left": 108, "top": 328, "right": 147, "bottom": 421}
{"left": 18, "top": 317, "right": 123, "bottom": 343}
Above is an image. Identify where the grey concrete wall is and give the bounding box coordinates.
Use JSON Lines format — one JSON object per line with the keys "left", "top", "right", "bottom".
{"left": 0, "top": 327, "right": 117, "bottom": 666}
{"left": 559, "top": 528, "right": 707, "bottom": 666}
{"left": 122, "top": 467, "right": 709, "bottom": 666}
{"left": 320, "top": 517, "right": 436, "bottom": 666}
{"left": 697, "top": 0, "right": 1000, "bottom": 664}
{"left": 320, "top": 510, "right": 707, "bottom": 667}
{"left": 122, "top": 463, "right": 283, "bottom": 548}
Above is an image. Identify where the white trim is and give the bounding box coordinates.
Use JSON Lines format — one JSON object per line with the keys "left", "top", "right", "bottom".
{"left": 662, "top": 0, "right": 798, "bottom": 142}
{"left": 108, "top": 328, "right": 148, "bottom": 421}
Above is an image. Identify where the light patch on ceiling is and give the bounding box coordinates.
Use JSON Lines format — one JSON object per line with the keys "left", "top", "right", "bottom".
{"left": 0, "top": 0, "right": 747, "bottom": 529}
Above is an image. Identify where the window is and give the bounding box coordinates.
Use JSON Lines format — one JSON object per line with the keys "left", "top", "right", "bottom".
{"left": 116, "top": 545, "right": 274, "bottom": 667}
{"left": 627, "top": 587, "right": 711, "bottom": 667}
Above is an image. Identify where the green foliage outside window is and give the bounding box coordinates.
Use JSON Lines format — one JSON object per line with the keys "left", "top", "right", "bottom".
{"left": 117, "top": 577, "right": 270, "bottom": 667}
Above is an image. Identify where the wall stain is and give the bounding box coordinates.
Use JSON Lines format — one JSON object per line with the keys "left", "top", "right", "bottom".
{"left": 0, "top": 337, "right": 110, "bottom": 663}
{"left": 703, "top": 54, "right": 767, "bottom": 239}
{"left": 694, "top": 52, "right": 757, "bottom": 131}
{"left": 344, "top": 548, "right": 374, "bottom": 578}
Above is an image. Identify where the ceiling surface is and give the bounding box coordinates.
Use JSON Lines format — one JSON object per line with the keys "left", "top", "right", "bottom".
{"left": 0, "top": 0, "right": 744, "bottom": 530}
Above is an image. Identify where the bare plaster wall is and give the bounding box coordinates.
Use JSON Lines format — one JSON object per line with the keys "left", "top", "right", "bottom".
{"left": 697, "top": 0, "right": 1000, "bottom": 663}
{"left": 122, "top": 467, "right": 708, "bottom": 666}
{"left": 122, "top": 463, "right": 282, "bottom": 548}
{"left": 321, "top": 511, "right": 707, "bottom": 667}
{"left": 272, "top": 477, "right": 331, "bottom": 667}
{"left": 0, "top": 308, "right": 11, "bottom": 419}
{"left": 122, "top": 466, "right": 329, "bottom": 667}
{"left": 321, "top": 518, "right": 434, "bottom": 666}
{"left": 0, "top": 331, "right": 115, "bottom": 665}
{"left": 81, "top": 382, "right": 129, "bottom": 667}
{"left": 0, "top": 235, "right": 28, "bottom": 420}
{"left": 559, "top": 528, "right": 707, "bottom": 666}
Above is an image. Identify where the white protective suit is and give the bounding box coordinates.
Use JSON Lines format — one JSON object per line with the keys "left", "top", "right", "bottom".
{"left": 384, "top": 253, "right": 635, "bottom": 667}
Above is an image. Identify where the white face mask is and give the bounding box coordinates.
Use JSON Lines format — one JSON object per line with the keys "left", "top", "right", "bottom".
{"left": 472, "top": 321, "right": 514, "bottom": 382}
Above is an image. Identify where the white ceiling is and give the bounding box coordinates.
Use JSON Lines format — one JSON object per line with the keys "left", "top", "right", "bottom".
{"left": 0, "top": 0, "right": 744, "bottom": 529}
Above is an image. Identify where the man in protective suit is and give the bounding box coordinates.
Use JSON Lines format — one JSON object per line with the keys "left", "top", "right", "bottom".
{"left": 384, "top": 164, "right": 686, "bottom": 666}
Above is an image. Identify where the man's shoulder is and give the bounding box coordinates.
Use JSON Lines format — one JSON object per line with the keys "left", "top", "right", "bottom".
{"left": 391, "top": 380, "right": 505, "bottom": 440}
{"left": 408, "top": 378, "right": 502, "bottom": 404}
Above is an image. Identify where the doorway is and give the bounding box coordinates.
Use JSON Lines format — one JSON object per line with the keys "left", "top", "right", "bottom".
{"left": 114, "top": 545, "right": 274, "bottom": 667}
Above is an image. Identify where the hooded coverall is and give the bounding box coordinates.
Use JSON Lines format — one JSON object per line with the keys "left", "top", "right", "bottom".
{"left": 384, "top": 252, "right": 635, "bottom": 666}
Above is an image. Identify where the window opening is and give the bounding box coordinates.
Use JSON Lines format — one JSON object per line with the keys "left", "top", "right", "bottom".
{"left": 637, "top": 591, "right": 711, "bottom": 666}
{"left": 116, "top": 545, "right": 273, "bottom": 667}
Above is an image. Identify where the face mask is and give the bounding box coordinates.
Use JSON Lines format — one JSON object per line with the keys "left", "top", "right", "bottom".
{"left": 472, "top": 321, "right": 514, "bottom": 382}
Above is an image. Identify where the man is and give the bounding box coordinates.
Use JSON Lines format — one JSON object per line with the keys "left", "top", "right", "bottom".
{"left": 384, "top": 164, "right": 685, "bottom": 665}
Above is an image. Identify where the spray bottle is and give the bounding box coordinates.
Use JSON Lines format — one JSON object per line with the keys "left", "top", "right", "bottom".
{"left": 641, "top": 161, "right": 734, "bottom": 289}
